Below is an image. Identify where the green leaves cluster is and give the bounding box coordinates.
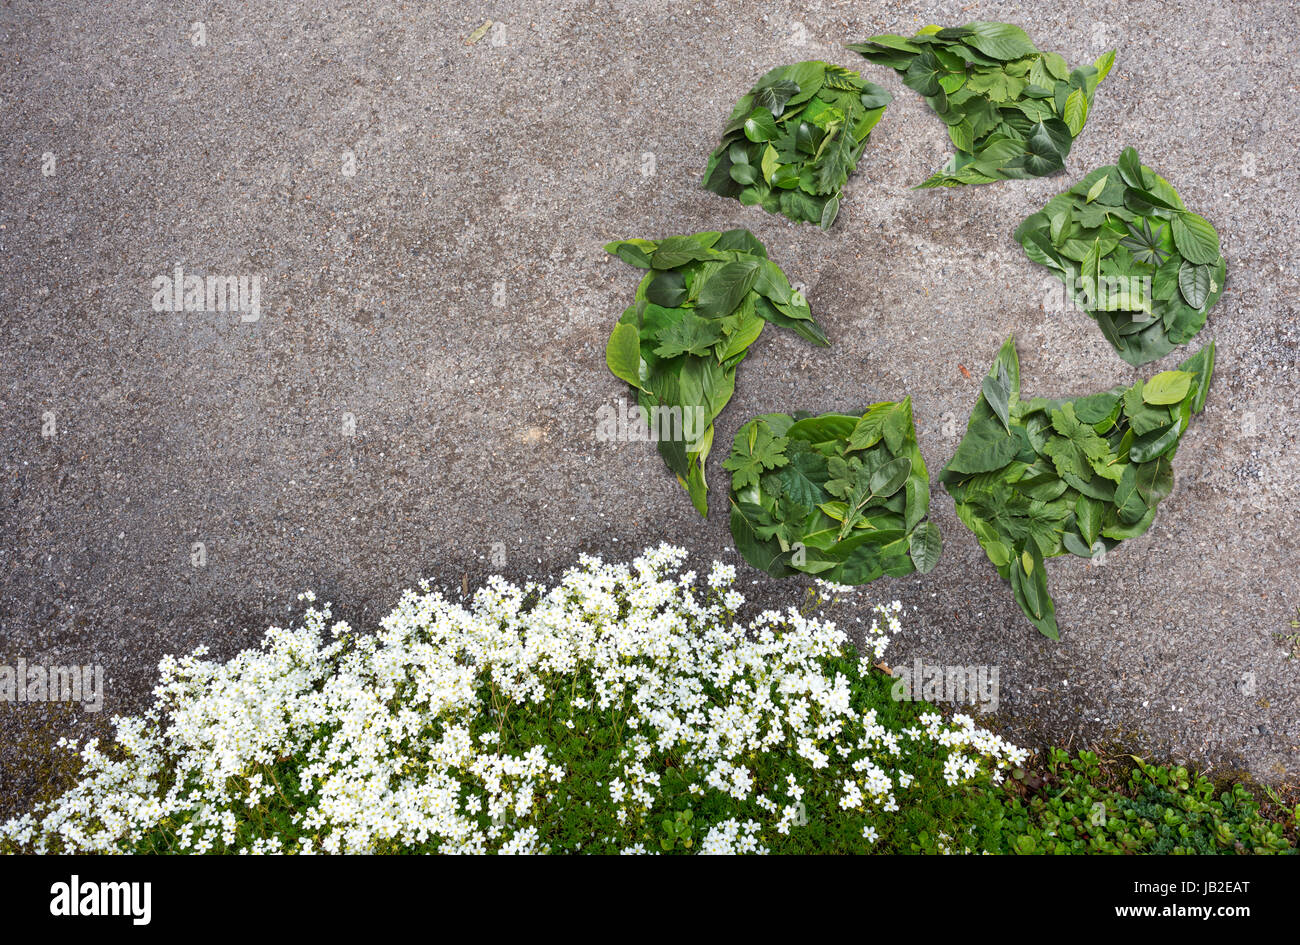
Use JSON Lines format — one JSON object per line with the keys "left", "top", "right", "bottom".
{"left": 849, "top": 22, "right": 1114, "bottom": 187}
{"left": 604, "top": 229, "right": 828, "bottom": 516}
{"left": 939, "top": 337, "right": 1215, "bottom": 639}
{"left": 1015, "top": 147, "right": 1227, "bottom": 365}
{"left": 702, "top": 61, "right": 892, "bottom": 229}
{"left": 727, "top": 400, "right": 941, "bottom": 584}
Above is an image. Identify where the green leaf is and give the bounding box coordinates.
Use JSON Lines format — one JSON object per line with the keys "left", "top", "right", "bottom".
{"left": 1171, "top": 211, "right": 1221, "bottom": 265}
{"left": 1135, "top": 456, "right": 1174, "bottom": 505}
{"left": 1129, "top": 421, "right": 1182, "bottom": 463}
{"left": 1141, "top": 371, "right": 1193, "bottom": 405}
{"left": 1121, "top": 218, "right": 1167, "bottom": 267}
{"left": 729, "top": 162, "right": 759, "bottom": 185}
{"left": 645, "top": 269, "right": 687, "bottom": 307}
{"left": 1177, "top": 260, "right": 1212, "bottom": 309}
{"left": 981, "top": 360, "right": 1013, "bottom": 433}
{"left": 964, "top": 21, "right": 1037, "bottom": 60}
{"left": 870, "top": 456, "right": 912, "bottom": 497}
{"left": 909, "top": 522, "right": 943, "bottom": 574}
{"left": 754, "top": 79, "right": 799, "bottom": 117}
{"left": 1075, "top": 495, "right": 1102, "bottom": 546}
{"left": 777, "top": 448, "right": 830, "bottom": 507}
{"left": 652, "top": 314, "right": 724, "bottom": 358}
{"left": 1063, "top": 87, "right": 1088, "bottom": 136}
{"left": 695, "top": 260, "right": 761, "bottom": 318}
{"left": 847, "top": 404, "right": 890, "bottom": 451}
{"left": 650, "top": 234, "right": 720, "bottom": 269}
{"left": 1093, "top": 50, "right": 1116, "bottom": 83}
{"left": 1016, "top": 118, "right": 1072, "bottom": 176}
{"left": 723, "top": 421, "right": 789, "bottom": 491}
{"left": 605, "top": 322, "right": 642, "bottom": 389}
{"left": 1010, "top": 544, "right": 1059, "bottom": 639}
{"left": 1042, "top": 403, "right": 1111, "bottom": 479}
{"left": 743, "top": 107, "right": 779, "bottom": 142}
{"left": 1085, "top": 174, "right": 1108, "bottom": 204}
{"left": 1123, "top": 381, "right": 1175, "bottom": 435}
{"left": 1117, "top": 147, "right": 1145, "bottom": 189}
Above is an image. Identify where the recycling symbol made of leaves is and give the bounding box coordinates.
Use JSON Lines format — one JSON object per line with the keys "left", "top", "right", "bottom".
{"left": 601, "top": 22, "right": 1226, "bottom": 640}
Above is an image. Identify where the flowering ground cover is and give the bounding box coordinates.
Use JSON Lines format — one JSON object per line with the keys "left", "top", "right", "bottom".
{"left": 2, "top": 547, "right": 1290, "bottom": 855}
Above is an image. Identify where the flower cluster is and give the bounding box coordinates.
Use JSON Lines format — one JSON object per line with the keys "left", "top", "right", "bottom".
{"left": 1, "top": 545, "right": 1025, "bottom": 854}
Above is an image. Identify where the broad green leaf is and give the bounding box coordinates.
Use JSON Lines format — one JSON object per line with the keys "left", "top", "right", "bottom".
{"left": 1135, "top": 456, "right": 1173, "bottom": 505}
{"left": 743, "top": 107, "right": 778, "bottom": 142}
{"left": 1063, "top": 88, "right": 1088, "bottom": 136}
{"left": 1171, "top": 211, "right": 1221, "bottom": 264}
{"left": 1129, "top": 421, "right": 1182, "bottom": 463}
{"left": 964, "top": 21, "right": 1037, "bottom": 60}
{"left": 695, "top": 259, "right": 761, "bottom": 318}
{"left": 605, "top": 322, "right": 642, "bottom": 389}
{"left": 870, "top": 456, "right": 912, "bottom": 497}
{"left": 1075, "top": 495, "right": 1102, "bottom": 546}
{"left": 909, "top": 522, "right": 943, "bottom": 573}
{"left": 1141, "top": 371, "right": 1192, "bottom": 405}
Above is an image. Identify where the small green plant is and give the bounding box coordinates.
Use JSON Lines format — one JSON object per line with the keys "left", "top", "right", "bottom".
{"left": 2, "top": 548, "right": 1290, "bottom": 856}
{"left": 660, "top": 809, "right": 694, "bottom": 851}
{"left": 999, "top": 749, "right": 1294, "bottom": 854}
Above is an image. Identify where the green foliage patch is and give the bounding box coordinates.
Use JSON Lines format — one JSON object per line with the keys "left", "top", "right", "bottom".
{"left": 940, "top": 336, "right": 1214, "bottom": 638}
{"left": 1016, "top": 147, "right": 1226, "bottom": 365}
{"left": 849, "top": 22, "right": 1113, "bottom": 187}
{"left": 702, "top": 61, "right": 892, "bottom": 228}
{"left": 604, "top": 229, "right": 828, "bottom": 515}
{"left": 727, "top": 401, "right": 941, "bottom": 583}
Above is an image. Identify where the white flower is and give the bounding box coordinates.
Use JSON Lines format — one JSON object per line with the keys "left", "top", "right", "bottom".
{"left": 1, "top": 544, "right": 1024, "bottom": 856}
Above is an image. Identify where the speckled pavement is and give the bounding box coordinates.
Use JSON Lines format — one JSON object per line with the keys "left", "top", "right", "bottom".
{"left": 1, "top": 0, "right": 1297, "bottom": 814}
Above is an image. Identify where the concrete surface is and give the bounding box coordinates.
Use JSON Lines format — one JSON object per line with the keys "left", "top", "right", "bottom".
{"left": 1, "top": 0, "right": 1297, "bottom": 813}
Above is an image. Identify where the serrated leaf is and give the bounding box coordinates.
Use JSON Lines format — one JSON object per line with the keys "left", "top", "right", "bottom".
{"left": 1042, "top": 403, "right": 1111, "bottom": 479}
{"left": 605, "top": 322, "right": 642, "bottom": 389}
{"left": 909, "top": 522, "right": 943, "bottom": 573}
{"left": 652, "top": 314, "right": 724, "bottom": 358}
{"left": 1063, "top": 87, "right": 1088, "bottom": 136}
{"left": 723, "top": 421, "right": 789, "bottom": 490}
{"left": 1171, "top": 211, "right": 1221, "bottom": 265}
